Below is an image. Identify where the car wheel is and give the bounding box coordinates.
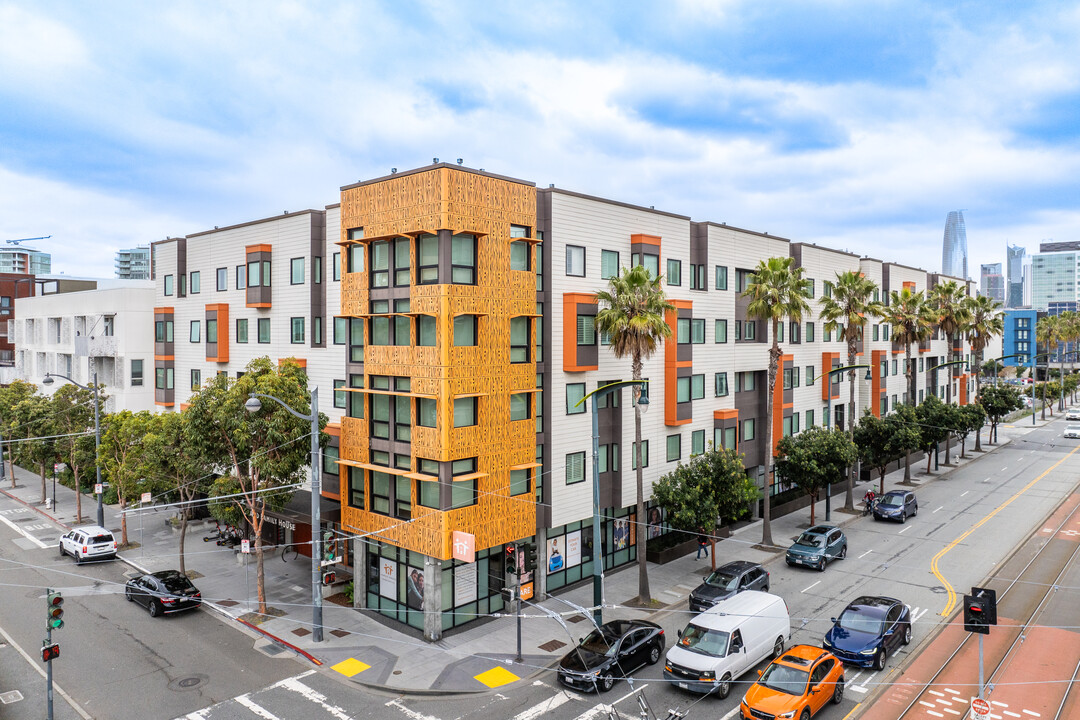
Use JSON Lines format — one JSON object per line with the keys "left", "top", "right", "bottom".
{"left": 599, "top": 672, "right": 614, "bottom": 693}
{"left": 717, "top": 673, "right": 732, "bottom": 699}
{"left": 800, "top": 710, "right": 811, "bottom": 720}
{"left": 125, "top": 587, "right": 133, "bottom": 602}
{"left": 786, "top": 559, "right": 794, "bottom": 567}
{"left": 74, "top": 552, "right": 82, "bottom": 565}
{"left": 839, "top": 545, "right": 847, "bottom": 559}
{"left": 763, "top": 585, "right": 770, "bottom": 593}
{"left": 148, "top": 600, "right": 162, "bottom": 618}
{"left": 818, "top": 557, "right": 827, "bottom": 572}
{"left": 833, "top": 680, "right": 845, "bottom": 704}
{"left": 58, "top": 544, "right": 65, "bottom": 558}
{"left": 901, "top": 511, "right": 907, "bottom": 523}
{"left": 913, "top": 505, "right": 918, "bottom": 517}
{"left": 875, "top": 646, "right": 887, "bottom": 671}
{"left": 903, "top": 623, "right": 912, "bottom": 646}
{"left": 773, "top": 636, "right": 785, "bottom": 659}
{"left": 647, "top": 642, "right": 661, "bottom": 665}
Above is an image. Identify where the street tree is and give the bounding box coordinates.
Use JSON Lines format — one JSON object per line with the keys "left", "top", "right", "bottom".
{"left": 882, "top": 287, "right": 934, "bottom": 475}
{"left": 184, "top": 357, "right": 327, "bottom": 615}
{"left": 955, "top": 403, "right": 986, "bottom": 459}
{"left": 652, "top": 445, "right": 758, "bottom": 570}
{"left": 915, "top": 396, "right": 951, "bottom": 473}
{"left": 775, "top": 427, "right": 857, "bottom": 526}
{"left": 0, "top": 379, "right": 36, "bottom": 486}
{"left": 51, "top": 382, "right": 102, "bottom": 524}
{"left": 818, "top": 270, "right": 883, "bottom": 512}
{"left": 1036, "top": 314, "right": 1064, "bottom": 420}
{"left": 99, "top": 410, "right": 158, "bottom": 546}
{"left": 10, "top": 393, "right": 56, "bottom": 503}
{"left": 965, "top": 294, "right": 1003, "bottom": 451}
{"left": 743, "top": 256, "right": 812, "bottom": 547}
{"left": 889, "top": 403, "right": 923, "bottom": 482}
{"left": 595, "top": 264, "right": 674, "bottom": 605}
{"left": 980, "top": 384, "right": 1023, "bottom": 444}
{"left": 853, "top": 410, "right": 921, "bottom": 494}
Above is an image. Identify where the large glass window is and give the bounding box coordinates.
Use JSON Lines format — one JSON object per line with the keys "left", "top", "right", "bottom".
{"left": 417, "top": 315, "right": 436, "bottom": 346}
{"left": 417, "top": 397, "right": 437, "bottom": 427}
{"left": 510, "top": 468, "right": 531, "bottom": 496}
{"left": 333, "top": 317, "right": 347, "bottom": 344}
{"left": 601, "top": 250, "right": 619, "bottom": 279}
{"left": 291, "top": 257, "right": 305, "bottom": 285}
{"left": 566, "top": 452, "right": 585, "bottom": 484}
{"left": 631, "top": 252, "right": 659, "bottom": 277}
{"left": 451, "top": 233, "right": 476, "bottom": 284}
{"left": 291, "top": 317, "right": 305, "bottom": 344}
{"left": 567, "top": 383, "right": 586, "bottom": 414}
{"left": 510, "top": 317, "right": 530, "bottom": 363}
{"left": 510, "top": 241, "right": 530, "bottom": 271}
{"left": 566, "top": 246, "right": 585, "bottom": 276}
{"left": 417, "top": 234, "right": 438, "bottom": 283}
{"left": 347, "top": 242, "right": 364, "bottom": 275}
{"left": 453, "top": 397, "right": 477, "bottom": 427}
{"left": 349, "top": 318, "right": 364, "bottom": 362}
{"left": 715, "top": 266, "right": 728, "bottom": 290}
{"left": 258, "top": 318, "right": 270, "bottom": 343}
{"left": 510, "top": 393, "right": 530, "bottom": 421}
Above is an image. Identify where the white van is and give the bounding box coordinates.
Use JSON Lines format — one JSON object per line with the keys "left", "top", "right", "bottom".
{"left": 663, "top": 590, "right": 790, "bottom": 699}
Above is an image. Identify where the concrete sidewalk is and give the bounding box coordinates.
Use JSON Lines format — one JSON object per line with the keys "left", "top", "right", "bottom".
{"left": 0, "top": 417, "right": 1047, "bottom": 696}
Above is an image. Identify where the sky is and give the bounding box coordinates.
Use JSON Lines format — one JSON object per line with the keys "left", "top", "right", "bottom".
{"left": 1, "top": 1, "right": 1078, "bottom": 280}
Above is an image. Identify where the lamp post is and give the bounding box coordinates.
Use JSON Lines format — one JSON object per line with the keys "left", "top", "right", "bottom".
{"left": 42, "top": 372, "right": 102, "bottom": 527}
{"left": 575, "top": 380, "right": 648, "bottom": 626}
{"left": 244, "top": 388, "right": 323, "bottom": 643}
{"left": 927, "top": 360, "right": 970, "bottom": 405}
{"left": 816, "top": 364, "right": 871, "bottom": 521}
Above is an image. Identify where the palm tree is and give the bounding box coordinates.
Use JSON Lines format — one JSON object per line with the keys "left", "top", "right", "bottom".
{"left": 1062, "top": 311, "right": 1079, "bottom": 404}
{"left": 744, "top": 257, "right": 811, "bottom": 547}
{"left": 819, "top": 270, "right": 882, "bottom": 511}
{"left": 882, "top": 287, "right": 934, "bottom": 481}
{"left": 595, "top": 264, "right": 674, "bottom": 605}
{"left": 1036, "top": 314, "right": 1064, "bottom": 420}
{"left": 964, "top": 294, "right": 1003, "bottom": 451}
{"left": 928, "top": 280, "right": 972, "bottom": 405}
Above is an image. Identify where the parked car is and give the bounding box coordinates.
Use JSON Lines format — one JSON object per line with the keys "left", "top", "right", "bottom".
{"left": 557, "top": 619, "right": 665, "bottom": 692}
{"left": 1066, "top": 410, "right": 1080, "bottom": 421}
{"left": 687, "top": 561, "right": 770, "bottom": 613}
{"left": 665, "top": 591, "right": 789, "bottom": 699}
{"left": 823, "top": 596, "right": 911, "bottom": 670}
{"left": 59, "top": 525, "right": 117, "bottom": 564}
{"left": 873, "top": 490, "right": 918, "bottom": 523}
{"left": 740, "top": 644, "right": 845, "bottom": 719}
{"left": 125, "top": 570, "right": 203, "bottom": 617}
{"left": 785, "top": 526, "right": 847, "bottom": 571}
{"left": 1065, "top": 425, "right": 1080, "bottom": 439}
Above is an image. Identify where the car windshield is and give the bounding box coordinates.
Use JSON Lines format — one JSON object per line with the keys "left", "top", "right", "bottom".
{"left": 677, "top": 624, "right": 729, "bottom": 656}
{"left": 90, "top": 534, "right": 112, "bottom": 544}
{"left": 879, "top": 496, "right": 903, "bottom": 508}
{"left": 759, "top": 663, "right": 809, "bottom": 695}
{"left": 795, "top": 533, "right": 825, "bottom": 548}
{"left": 160, "top": 575, "right": 195, "bottom": 593}
{"left": 579, "top": 629, "right": 618, "bottom": 656}
{"left": 838, "top": 610, "right": 883, "bottom": 635}
{"left": 703, "top": 570, "right": 738, "bottom": 590}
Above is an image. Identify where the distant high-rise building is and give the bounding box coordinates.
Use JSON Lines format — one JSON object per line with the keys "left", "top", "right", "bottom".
{"left": 0, "top": 247, "right": 50, "bottom": 275}
{"left": 1039, "top": 241, "right": 1080, "bottom": 253}
{"left": 980, "top": 263, "right": 1005, "bottom": 303}
{"left": 1007, "top": 244, "right": 1025, "bottom": 307}
{"left": 1029, "top": 251, "right": 1080, "bottom": 311}
{"left": 1023, "top": 260, "right": 1033, "bottom": 307}
{"left": 941, "top": 211, "right": 968, "bottom": 279}
{"left": 114, "top": 246, "right": 151, "bottom": 279}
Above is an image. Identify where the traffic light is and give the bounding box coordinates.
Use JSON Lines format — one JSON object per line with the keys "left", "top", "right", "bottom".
{"left": 524, "top": 543, "right": 538, "bottom": 573}
{"left": 41, "top": 643, "right": 60, "bottom": 662}
{"left": 46, "top": 591, "right": 64, "bottom": 630}
{"left": 506, "top": 544, "right": 519, "bottom": 575}
{"left": 322, "top": 530, "right": 337, "bottom": 563}
{"left": 322, "top": 571, "right": 336, "bottom": 585}
{"left": 964, "top": 587, "right": 997, "bottom": 635}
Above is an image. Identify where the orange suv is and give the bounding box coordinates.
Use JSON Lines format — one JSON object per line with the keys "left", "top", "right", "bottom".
{"left": 740, "top": 644, "right": 844, "bottom": 720}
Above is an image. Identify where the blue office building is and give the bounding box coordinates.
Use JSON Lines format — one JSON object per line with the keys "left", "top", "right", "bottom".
{"left": 1002, "top": 309, "right": 1039, "bottom": 367}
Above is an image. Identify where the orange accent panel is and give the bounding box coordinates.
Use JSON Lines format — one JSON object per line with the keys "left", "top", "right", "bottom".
{"left": 871, "top": 350, "right": 886, "bottom": 417}
{"left": 325, "top": 423, "right": 341, "bottom": 437}
{"left": 903, "top": 281, "right": 916, "bottom": 291}
{"left": 958, "top": 373, "right": 968, "bottom": 405}
{"left": 278, "top": 357, "right": 307, "bottom": 368}
{"left": 155, "top": 401, "right": 174, "bottom": 407}
{"left": 713, "top": 409, "right": 738, "bottom": 420}
{"left": 664, "top": 300, "right": 694, "bottom": 427}
{"left": 563, "top": 292, "right": 598, "bottom": 372}
{"left": 179, "top": 403, "right": 190, "bottom": 411}
{"left": 246, "top": 243, "right": 272, "bottom": 254}
{"left": 154, "top": 307, "right": 174, "bottom": 315}
{"left": 772, "top": 354, "right": 792, "bottom": 458}
{"left": 154, "top": 355, "right": 174, "bottom": 362}
{"left": 206, "top": 303, "right": 229, "bottom": 363}
{"left": 820, "top": 352, "right": 840, "bottom": 401}
{"left": 631, "top": 233, "right": 661, "bottom": 249}
{"left": 247, "top": 302, "right": 272, "bottom": 309}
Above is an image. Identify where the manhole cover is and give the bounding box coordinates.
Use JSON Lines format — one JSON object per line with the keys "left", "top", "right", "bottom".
{"left": 930, "top": 586, "right": 947, "bottom": 594}
{"left": 168, "top": 674, "right": 208, "bottom": 691}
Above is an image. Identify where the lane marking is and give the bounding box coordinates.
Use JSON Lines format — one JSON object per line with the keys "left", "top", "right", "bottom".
{"left": 719, "top": 709, "right": 740, "bottom": 720}
{"left": 928, "top": 711, "right": 944, "bottom": 718}
{"left": 929, "top": 690, "right": 944, "bottom": 696}
{"left": 1003, "top": 712, "right": 1021, "bottom": 718}
{"left": 572, "top": 683, "right": 649, "bottom": 720}
{"left": 899, "top": 526, "right": 912, "bottom": 534}
{"left": 945, "top": 688, "right": 959, "bottom": 694}
{"left": 859, "top": 550, "right": 873, "bottom": 559}
{"left": 943, "top": 709, "right": 961, "bottom": 716}
{"left": 934, "top": 506, "right": 944, "bottom": 513}
{"left": 914, "top": 607, "right": 929, "bottom": 623}
{"left": 802, "top": 581, "right": 821, "bottom": 593}
{"left": 930, "top": 443, "right": 1080, "bottom": 616}
{"left": 0, "top": 512, "right": 48, "bottom": 548}
{"left": 511, "top": 692, "right": 575, "bottom": 720}
{"left": 960, "top": 491, "right": 969, "bottom": 497}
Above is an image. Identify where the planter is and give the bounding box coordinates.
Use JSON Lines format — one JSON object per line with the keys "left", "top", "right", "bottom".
{"left": 645, "top": 526, "right": 731, "bottom": 564}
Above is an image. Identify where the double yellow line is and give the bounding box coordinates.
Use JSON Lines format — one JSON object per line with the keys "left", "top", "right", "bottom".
{"left": 931, "top": 444, "right": 1080, "bottom": 616}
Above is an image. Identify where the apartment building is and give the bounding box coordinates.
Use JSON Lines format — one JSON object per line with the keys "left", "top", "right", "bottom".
{"left": 115, "top": 246, "right": 151, "bottom": 279}
{"left": 0, "top": 273, "right": 37, "bottom": 376}
{"left": 0, "top": 247, "right": 51, "bottom": 275}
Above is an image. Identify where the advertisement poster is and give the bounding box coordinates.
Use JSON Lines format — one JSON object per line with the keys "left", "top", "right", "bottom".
{"left": 548, "top": 535, "right": 565, "bottom": 572}
{"left": 406, "top": 569, "right": 424, "bottom": 610}
{"left": 647, "top": 507, "right": 663, "bottom": 539}
{"left": 379, "top": 558, "right": 397, "bottom": 601}
{"left": 614, "top": 518, "right": 629, "bottom": 550}
{"left": 454, "top": 562, "right": 478, "bottom": 606}
{"left": 565, "top": 530, "right": 582, "bottom": 567}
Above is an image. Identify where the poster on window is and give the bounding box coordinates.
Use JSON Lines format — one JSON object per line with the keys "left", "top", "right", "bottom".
{"left": 647, "top": 507, "right": 664, "bottom": 539}
{"left": 613, "top": 518, "right": 630, "bottom": 551}
{"left": 406, "top": 568, "right": 424, "bottom": 610}
{"left": 565, "top": 530, "right": 582, "bottom": 567}
{"left": 548, "top": 535, "right": 565, "bottom": 572}
{"left": 379, "top": 558, "right": 397, "bottom": 601}
{"left": 454, "top": 562, "right": 478, "bottom": 606}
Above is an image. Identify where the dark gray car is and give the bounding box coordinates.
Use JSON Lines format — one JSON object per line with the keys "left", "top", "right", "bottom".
{"left": 873, "top": 490, "right": 918, "bottom": 523}
{"left": 785, "top": 525, "right": 847, "bottom": 571}
{"left": 688, "top": 560, "right": 770, "bottom": 613}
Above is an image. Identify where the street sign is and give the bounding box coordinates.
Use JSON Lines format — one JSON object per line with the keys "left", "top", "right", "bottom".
{"left": 53, "top": 463, "right": 66, "bottom": 474}
{"left": 94, "top": 483, "right": 103, "bottom": 494}
{"left": 240, "top": 538, "right": 250, "bottom": 554}
{"left": 520, "top": 582, "right": 534, "bottom": 601}
{"left": 140, "top": 492, "right": 151, "bottom": 504}
{"left": 970, "top": 697, "right": 990, "bottom": 719}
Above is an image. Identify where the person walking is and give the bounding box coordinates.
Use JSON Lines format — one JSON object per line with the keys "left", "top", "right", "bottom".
{"left": 696, "top": 529, "right": 709, "bottom": 559}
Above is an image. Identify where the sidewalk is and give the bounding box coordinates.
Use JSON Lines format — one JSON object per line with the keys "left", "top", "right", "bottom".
{"left": 0, "top": 417, "right": 1048, "bottom": 696}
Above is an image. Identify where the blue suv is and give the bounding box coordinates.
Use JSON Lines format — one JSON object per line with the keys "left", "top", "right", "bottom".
{"left": 785, "top": 525, "right": 847, "bottom": 571}
{"left": 823, "top": 596, "right": 911, "bottom": 670}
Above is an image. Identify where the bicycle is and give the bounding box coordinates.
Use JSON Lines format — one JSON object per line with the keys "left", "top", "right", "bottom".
{"left": 281, "top": 543, "right": 299, "bottom": 563}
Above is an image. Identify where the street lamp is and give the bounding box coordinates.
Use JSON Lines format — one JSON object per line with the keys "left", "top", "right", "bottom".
{"left": 575, "top": 380, "right": 648, "bottom": 626}
{"left": 42, "top": 372, "right": 103, "bottom": 527}
{"left": 927, "top": 360, "right": 971, "bottom": 405}
{"left": 244, "top": 388, "right": 323, "bottom": 643}
{"left": 816, "top": 364, "right": 872, "bottom": 521}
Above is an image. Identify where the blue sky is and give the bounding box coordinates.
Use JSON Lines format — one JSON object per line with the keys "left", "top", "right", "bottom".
{"left": 1, "top": 0, "right": 1078, "bottom": 280}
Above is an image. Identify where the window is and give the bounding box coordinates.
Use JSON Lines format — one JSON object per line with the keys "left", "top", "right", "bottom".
{"left": 332, "top": 252, "right": 341, "bottom": 281}
{"left": 666, "top": 434, "right": 681, "bottom": 462}
{"left": 823, "top": 281, "right": 833, "bottom": 298}
{"left": 216, "top": 267, "right": 227, "bottom": 291}
{"left": 510, "top": 317, "right": 530, "bottom": 362}
{"left": 206, "top": 319, "right": 218, "bottom": 344}
{"left": 690, "top": 264, "right": 706, "bottom": 290}
{"left": 806, "top": 322, "right": 815, "bottom": 342}
{"left": 631, "top": 440, "right": 649, "bottom": 469}
{"left": 577, "top": 315, "right": 596, "bottom": 345}
{"left": 792, "top": 412, "right": 800, "bottom": 434}
{"left": 103, "top": 315, "right": 115, "bottom": 336}
{"left": 790, "top": 321, "right": 800, "bottom": 343}
{"left": 783, "top": 368, "right": 793, "bottom": 390}
{"left": 155, "top": 367, "right": 175, "bottom": 390}
{"left": 510, "top": 468, "right": 531, "bottom": 496}
{"left": 722, "top": 427, "right": 737, "bottom": 450}
{"left": 566, "top": 245, "right": 585, "bottom": 276}
{"left": 313, "top": 256, "right": 322, "bottom": 285}
{"left": 715, "top": 266, "right": 728, "bottom": 290}
{"left": 510, "top": 241, "right": 530, "bottom": 271}
{"left": 291, "top": 257, "right": 305, "bottom": 285}
{"left": 806, "top": 365, "right": 815, "bottom": 385}
{"left": 130, "top": 359, "right": 143, "bottom": 387}
{"left": 453, "top": 315, "right": 477, "bottom": 346}
{"left": 189, "top": 321, "right": 201, "bottom": 343}
{"left": 691, "top": 430, "right": 705, "bottom": 456}
{"left": 247, "top": 259, "right": 270, "bottom": 287}
{"left": 804, "top": 279, "right": 815, "bottom": 297}
{"left": 667, "top": 259, "right": 681, "bottom": 286}
{"left": 715, "top": 319, "right": 727, "bottom": 343}
{"left": 601, "top": 250, "right": 619, "bottom": 279}
{"left": 164, "top": 275, "right": 173, "bottom": 296}
{"left": 740, "top": 372, "right": 756, "bottom": 391}
{"left": 873, "top": 324, "right": 880, "bottom": 341}
{"left": 734, "top": 321, "right": 741, "bottom": 341}
{"left": 566, "top": 452, "right": 586, "bottom": 484}
{"left": 452, "top": 234, "right": 476, "bottom": 284}
{"left": 777, "top": 323, "right": 784, "bottom": 342}
{"left": 567, "top": 383, "right": 586, "bottom": 414}
{"left": 179, "top": 274, "right": 186, "bottom": 296}
{"left": 824, "top": 327, "right": 832, "bottom": 342}
{"left": 691, "top": 374, "right": 705, "bottom": 399}
{"left": 349, "top": 318, "right": 364, "bottom": 362}
{"left": 415, "top": 397, "right": 436, "bottom": 428}
{"left": 191, "top": 369, "right": 201, "bottom": 390}
{"left": 736, "top": 269, "right": 752, "bottom": 293}
{"left": 346, "top": 243, "right": 364, "bottom": 276}
{"left": 327, "top": 317, "right": 344, "bottom": 345}
{"left": 370, "top": 240, "right": 389, "bottom": 287}
{"left": 417, "top": 315, "right": 436, "bottom": 346}
{"left": 691, "top": 318, "right": 705, "bottom": 344}
{"left": 792, "top": 366, "right": 800, "bottom": 387}
{"left": 258, "top": 318, "right": 271, "bottom": 343}
{"left": 291, "top": 317, "right": 305, "bottom": 343}
{"left": 632, "top": 252, "right": 660, "bottom": 278}
{"left": 236, "top": 265, "right": 246, "bottom": 289}
{"left": 598, "top": 443, "right": 619, "bottom": 473}
{"left": 715, "top": 372, "right": 728, "bottom": 396}
{"left": 453, "top": 396, "right": 477, "bottom": 428}
{"left": 744, "top": 321, "right": 756, "bottom": 340}
{"left": 510, "top": 393, "right": 531, "bottom": 421}
{"left": 677, "top": 318, "right": 690, "bottom": 344}
{"left": 154, "top": 319, "right": 174, "bottom": 342}
{"left": 806, "top": 409, "right": 815, "bottom": 428}
{"left": 189, "top": 271, "right": 200, "bottom": 294}
{"left": 677, "top": 377, "right": 691, "bottom": 403}
{"left": 333, "top": 379, "right": 346, "bottom": 409}
{"left": 743, "top": 419, "right": 755, "bottom": 441}
{"left": 393, "top": 237, "right": 410, "bottom": 286}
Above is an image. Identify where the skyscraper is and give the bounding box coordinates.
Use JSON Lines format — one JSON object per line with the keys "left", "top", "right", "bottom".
{"left": 941, "top": 210, "right": 968, "bottom": 279}
{"left": 1006, "top": 244, "right": 1026, "bottom": 307}
{"left": 980, "top": 263, "right": 1004, "bottom": 303}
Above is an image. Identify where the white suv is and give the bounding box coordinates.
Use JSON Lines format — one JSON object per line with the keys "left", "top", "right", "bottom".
{"left": 59, "top": 526, "right": 117, "bottom": 563}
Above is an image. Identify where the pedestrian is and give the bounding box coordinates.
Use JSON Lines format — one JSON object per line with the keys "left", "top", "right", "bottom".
{"left": 696, "top": 529, "right": 709, "bottom": 559}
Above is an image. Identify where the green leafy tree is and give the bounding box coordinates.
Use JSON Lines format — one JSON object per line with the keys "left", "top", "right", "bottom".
{"left": 818, "top": 270, "right": 883, "bottom": 511}
{"left": 0, "top": 379, "right": 36, "bottom": 487}
{"left": 184, "top": 357, "right": 327, "bottom": 615}
{"left": 853, "top": 410, "right": 921, "bottom": 494}
{"left": 99, "top": 410, "right": 158, "bottom": 546}
{"left": 595, "top": 264, "right": 674, "bottom": 605}
{"left": 775, "top": 427, "right": 857, "bottom": 526}
{"left": 1036, "top": 314, "right": 1064, "bottom": 420}
{"left": 883, "top": 287, "right": 934, "bottom": 407}
{"left": 955, "top": 403, "right": 986, "bottom": 459}
{"left": 965, "top": 294, "right": 1003, "bottom": 451}
{"left": 51, "top": 382, "right": 103, "bottom": 524}
{"left": 980, "top": 385, "right": 1023, "bottom": 444}
{"left": 10, "top": 394, "right": 57, "bottom": 503}
{"left": 915, "top": 396, "right": 951, "bottom": 473}
{"left": 743, "top": 256, "right": 812, "bottom": 546}
{"left": 981, "top": 359, "right": 1003, "bottom": 378}
{"left": 889, "top": 404, "right": 923, "bottom": 484}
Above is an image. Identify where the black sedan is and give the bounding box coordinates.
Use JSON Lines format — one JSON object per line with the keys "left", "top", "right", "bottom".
{"left": 688, "top": 560, "right": 769, "bottom": 613}
{"left": 557, "top": 619, "right": 665, "bottom": 692}
{"left": 873, "top": 490, "right": 918, "bottom": 523}
{"left": 124, "top": 570, "right": 202, "bottom": 617}
{"left": 822, "top": 595, "right": 911, "bottom": 670}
